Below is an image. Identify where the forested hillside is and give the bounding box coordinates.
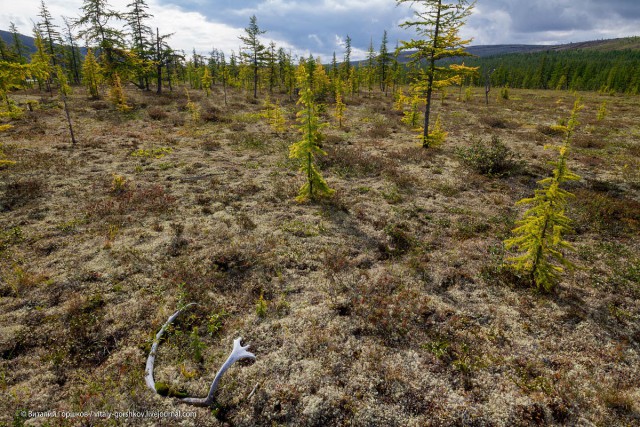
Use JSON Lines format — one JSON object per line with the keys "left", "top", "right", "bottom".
{"left": 467, "top": 49, "right": 640, "bottom": 94}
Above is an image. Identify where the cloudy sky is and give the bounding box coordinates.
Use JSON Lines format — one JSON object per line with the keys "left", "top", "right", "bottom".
{"left": 2, "top": 0, "right": 639, "bottom": 60}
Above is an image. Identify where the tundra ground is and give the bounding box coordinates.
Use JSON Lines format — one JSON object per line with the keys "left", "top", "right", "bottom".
{"left": 1, "top": 85, "right": 639, "bottom": 426}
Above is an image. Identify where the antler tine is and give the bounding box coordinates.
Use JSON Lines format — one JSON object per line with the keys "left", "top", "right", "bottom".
{"left": 145, "top": 303, "right": 197, "bottom": 392}
{"left": 145, "top": 303, "right": 256, "bottom": 407}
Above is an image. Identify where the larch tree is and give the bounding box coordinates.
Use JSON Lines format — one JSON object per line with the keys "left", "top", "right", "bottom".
{"left": 38, "top": 0, "right": 61, "bottom": 66}
{"left": 277, "top": 47, "right": 289, "bottom": 90}
{"left": 390, "top": 41, "right": 402, "bottom": 93}
{"left": 9, "top": 23, "right": 27, "bottom": 64}
{"left": 289, "top": 66, "right": 333, "bottom": 202}
{"left": 31, "top": 30, "right": 54, "bottom": 94}
{"left": 219, "top": 51, "right": 229, "bottom": 105}
{"left": 504, "top": 101, "right": 583, "bottom": 291}
{"left": 378, "top": 30, "right": 392, "bottom": 94}
{"left": 397, "top": 0, "right": 477, "bottom": 147}
{"left": 313, "top": 56, "right": 331, "bottom": 100}
{"left": 109, "top": 72, "right": 130, "bottom": 110}
{"left": 153, "top": 28, "right": 173, "bottom": 94}
{"left": 267, "top": 42, "right": 278, "bottom": 93}
{"left": 75, "top": 0, "right": 125, "bottom": 74}
{"left": 334, "top": 80, "right": 346, "bottom": 128}
{"left": 62, "top": 17, "right": 81, "bottom": 84}
{"left": 0, "top": 62, "right": 32, "bottom": 114}
{"left": 341, "top": 35, "right": 352, "bottom": 81}
{"left": 127, "top": 0, "right": 154, "bottom": 90}
{"left": 366, "top": 38, "right": 376, "bottom": 96}
{"left": 331, "top": 52, "right": 339, "bottom": 82}
{"left": 201, "top": 66, "right": 212, "bottom": 96}
{"left": 0, "top": 39, "right": 12, "bottom": 62}
{"left": 239, "top": 15, "right": 267, "bottom": 99}
{"left": 82, "top": 48, "right": 102, "bottom": 98}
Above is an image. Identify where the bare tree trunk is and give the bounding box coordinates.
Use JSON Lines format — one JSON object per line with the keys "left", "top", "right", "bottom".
{"left": 485, "top": 69, "right": 495, "bottom": 106}
{"left": 223, "top": 77, "right": 228, "bottom": 106}
{"left": 156, "top": 28, "right": 162, "bottom": 94}
{"left": 253, "top": 55, "right": 258, "bottom": 98}
{"left": 485, "top": 78, "right": 490, "bottom": 105}
{"left": 62, "top": 96, "right": 77, "bottom": 145}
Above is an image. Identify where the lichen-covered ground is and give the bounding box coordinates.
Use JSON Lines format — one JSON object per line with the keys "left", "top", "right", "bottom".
{"left": 1, "top": 85, "right": 639, "bottom": 426}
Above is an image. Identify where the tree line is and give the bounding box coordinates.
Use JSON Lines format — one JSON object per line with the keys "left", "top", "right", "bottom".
{"left": 465, "top": 49, "right": 640, "bottom": 94}
{"left": 0, "top": 0, "right": 414, "bottom": 102}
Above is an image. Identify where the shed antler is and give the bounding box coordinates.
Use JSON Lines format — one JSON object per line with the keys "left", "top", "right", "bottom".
{"left": 145, "top": 303, "right": 256, "bottom": 407}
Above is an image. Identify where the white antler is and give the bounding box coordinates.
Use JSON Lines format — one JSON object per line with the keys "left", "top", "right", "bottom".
{"left": 145, "top": 304, "right": 256, "bottom": 406}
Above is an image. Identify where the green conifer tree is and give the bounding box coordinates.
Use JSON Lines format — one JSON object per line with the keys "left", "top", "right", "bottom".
{"left": 378, "top": 30, "right": 391, "bottom": 94}
{"left": 397, "top": 0, "right": 477, "bottom": 147}
{"left": 0, "top": 38, "right": 14, "bottom": 62}
{"left": 331, "top": 51, "right": 339, "bottom": 82}
{"left": 9, "top": 23, "right": 27, "bottom": 64}
{"left": 239, "top": 15, "right": 267, "bottom": 98}
{"left": 62, "top": 17, "right": 81, "bottom": 84}
{"left": 597, "top": 101, "right": 607, "bottom": 121}
{"left": 201, "top": 67, "right": 212, "bottom": 96}
{"left": 341, "top": 35, "right": 352, "bottom": 81}
{"left": 366, "top": 38, "right": 376, "bottom": 96}
{"left": 270, "top": 100, "right": 286, "bottom": 134}
{"left": 109, "top": 72, "right": 130, "bottom": 111}
{"left": 0, "top": 62, "right": 32, "bottom": 115}
{"left": 266, "top": 42, "right": 278, "bottom": 93}
{"left": 38, "top": 0, "right": 61, "bottom": 66}
{"left": 334, "top": 80, "right": 346, "bottom": 128}
{"left": 75, "top": 0, "right": 125, "bottom": 73}
{"left": 394, "top": 88, "right": 407, "bottom": 111}
{"left": 289, "top": 72, "right": 333, "bottom": 202}
{"left": 402, "top": 94, "right": 421, "bottom": 128}
{"left": 30, "top": 31, "right": 53, "bottom": 94}
{"left": 127, "top": 0, "right": 154, "bottom": 90}
{"left": 504, "top": 101, "right": 583, "bottom": 291}
{"left": 82, "top": 48, "right": 102, "bottom": 98}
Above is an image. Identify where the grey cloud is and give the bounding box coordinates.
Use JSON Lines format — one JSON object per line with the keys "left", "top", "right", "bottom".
{"left": 161, "top": 0, "right": 640, "bottom": 56}
{"left": 159, "top": 0, "right": 411, "bottom": 58}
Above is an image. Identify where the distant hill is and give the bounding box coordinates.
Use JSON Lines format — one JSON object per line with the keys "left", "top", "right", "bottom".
{"left": 395, "top": 36, "right": 640, "bottom": 64}
{"left": 549, "top": 37, "right": 640, "bottom": 52}
{"left": 0, "top": 29, "right": 37, "bottom": 56}
{"left": 1, "top": 29, "right": 88, "bottom": 59}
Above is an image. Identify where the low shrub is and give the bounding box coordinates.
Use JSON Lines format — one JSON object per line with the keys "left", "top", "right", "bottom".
{"left": 147, "top": 106, "right": 168, "bottom": 120}
{"left": 455, "top": 135, "right": 520, "bottom": 176}
{"left": 366, "top": 117, "right": 392, "bottom": 139}
{"left": 202, "top": 106, "right": 231, "bottom": 123}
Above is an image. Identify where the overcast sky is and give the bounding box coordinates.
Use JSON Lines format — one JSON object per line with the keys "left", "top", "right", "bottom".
{"left": 2, "top": 0, "right": 639, "bottom": 60}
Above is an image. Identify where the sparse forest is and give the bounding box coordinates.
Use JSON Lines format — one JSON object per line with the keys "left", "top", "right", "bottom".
{"left": 1, "top": 0, "right": 639, "bottom": 425}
